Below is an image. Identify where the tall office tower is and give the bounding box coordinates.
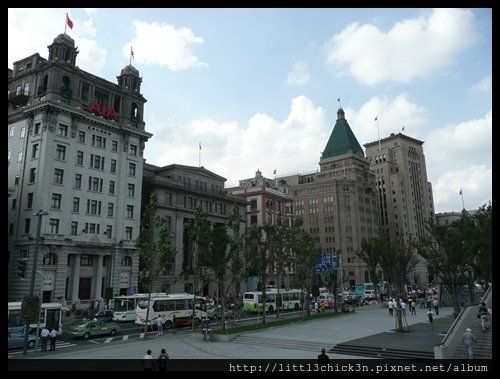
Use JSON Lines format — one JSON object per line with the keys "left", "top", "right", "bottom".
{"left": 364, "top": 132, "right": 435, "bottom": 284}
{"left": 281, "top": 108, "right": 379, "bottom": 287}
{"left": 8, "top": 33, "right": 152, "bottom": 306}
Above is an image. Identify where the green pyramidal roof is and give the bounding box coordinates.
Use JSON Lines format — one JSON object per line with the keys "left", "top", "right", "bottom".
{"left": 322, "top": 108, "right": 364, "bottom": 159}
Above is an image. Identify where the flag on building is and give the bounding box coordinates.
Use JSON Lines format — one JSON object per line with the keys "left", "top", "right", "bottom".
{"left": 374, "top": 116, "right": 378, "bottom": 121}
{"left": 402, "top": 126, "right": 405, "bottom": 132}
{"left": 273, "top": 169, "right": 276, "bottom": 175}
{"left": 199, "top": 142, "right": 202, "bottom": 150}
{"left": 131, "top": 47, "right": 134, "bottom": 60}
{"left": 337, "top": 97, "right": 340, "bottom": 102}
{"left": 459, "top": 189, "right": 462, "bottom": 196}
{"left": 66, "top": 14, "right": 73, "bottom": 29}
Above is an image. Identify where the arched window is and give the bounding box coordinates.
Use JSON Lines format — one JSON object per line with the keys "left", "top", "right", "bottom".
{"left": 121, "top": 256, "right": 132, "bottom": 266}
{"left": 43, "top": 253, "right": 57, "bottom": 265}
{"left": 42, "top": 74, "right": 49, "bottom": 91}
{"left": 131, "top": 103, "right": 138, "bottom": 119}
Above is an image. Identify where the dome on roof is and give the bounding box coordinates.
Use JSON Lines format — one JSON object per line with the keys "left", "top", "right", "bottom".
{"left": 53, "top": 33, "right": 75, "bottom": 46}
{"left": 120, "top": 64, "right": 139, "bottom": 76}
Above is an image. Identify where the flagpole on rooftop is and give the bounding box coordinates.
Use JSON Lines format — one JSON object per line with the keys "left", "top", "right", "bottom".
{"left": 375, "top": 116, "right": 381, "bottom": 150}
{"left": 64, "top": 13, "right": 67, "bottom": 34}
{"left": 460, "top": 188, "right": 465, "bottom": 211}
{"left": 199, "top": 142, "right": 202, "bottom": 167}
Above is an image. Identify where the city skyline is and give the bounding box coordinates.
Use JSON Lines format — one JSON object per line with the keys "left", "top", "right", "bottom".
{"left": 8, "top": 8, "right": 492, "bottom": 213}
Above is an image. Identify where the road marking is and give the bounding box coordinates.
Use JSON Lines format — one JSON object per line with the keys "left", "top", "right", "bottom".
{"left": 122, "top": 335, "right": 129, "bottom": 340}
{"left": 8, "top": 342, "right": 77, "bottom": 357}
{"left": 87, "top": 340, "right": 100, "bottom": 344}
{"left": 104, "top": 337, "right": 113, "bottom": 343}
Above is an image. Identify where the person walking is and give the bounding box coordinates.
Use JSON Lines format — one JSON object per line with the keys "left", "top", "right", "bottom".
{"left": 156, "top": 315, "right": 164, "bottom": 336}
{"left": 427, "top": 310, "right": 433, "bottom": 328}
{"left": 40, "top": 326, "right": 50, "bottom": 352}
{"left": 461, "top": 328, "right": 477, "bottom": 359}
{"left": 387, "top": 299, "right": 394, "bottom": 317}
{"left": 432, "top": 298, "right": 439, "bottom": 315}
{"left": 157, "top": 348, "right": 169, "bottom": 371}
{"left": 317, "top": 347, "right": 330, "bottom": 367}
{"left": 143, "top": 349, "right": 154, "bottom": 371}
{"left": 478, "top": 302, "right": 490, "bottom": 333}
{"left": 49, "top": 328, "right": 58, "bottom": 351}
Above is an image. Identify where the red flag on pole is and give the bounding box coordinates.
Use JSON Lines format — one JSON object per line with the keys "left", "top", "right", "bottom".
{"left": 66, "top": 14, "right": 74, "bottom": 29}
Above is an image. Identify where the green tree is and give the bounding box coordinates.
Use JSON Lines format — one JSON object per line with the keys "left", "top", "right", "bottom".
{"left": 357, "top": 237, "right": 385, "bottom": 300}
{"left": 136, "top": 193, "right": 176, "bottom": 339}
{"left": 469, "top": 203, "right": 492, "bottom": 283}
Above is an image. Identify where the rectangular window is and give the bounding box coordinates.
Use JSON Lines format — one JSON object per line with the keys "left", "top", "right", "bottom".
{"left": 11, "top": 198, "right": 17, "bottom": 209}
{"left": 23, "top": 82, "right": 30, "bottom": 96}
{"left": 56, "top": 145, "right": 66, "bottom": 160}
{"left": 71, "top": 221, "right": 78, "bottom": 235}
{"left": 127, "top": 183, "right": 135, "bottom": 197}
{"left": 125, "top": 227, "right": 133, "bottom": 240}
{"left": 105, "top": 225, "right": 112, "bottom": 238}
{"left": 130, "top": 144, "right": 137, "bottom": 155}
{"left": 53, "top": 168, "right": 64, "bottom": 184}
{"left": 9, "top": 223, "right": 14, "bottom": 234}
{"left": 126, "top": 205, "right": 134, "bottom": 218}
{"left": 17, "top": 151, "right": 23, "bottom": 162}
{"left": 9, "top": 126, "right": 14, "bottom": 137}
{"left": 75, "top": 173, "right": 82, "bottom": 189}
{"left": 24, "top": 218, "right": 31, "bottom": 234}
{"left": 91, "top": 135, "right": 106, "bottom": 148}
{"left": 27, "top": 193, "right": 34, "bottom": 208}
{"left": 34, "top": 123, "right": 40, "bottom": 135}
{"left": 29, "top": 168, "right": 36, "bottom": 183}
{"left": 109, "top": 180, "right": 115, "bottom": 195}
{"left": 112, "top": 140, "right": 118, "bottom": 151}
{"left": 49, "top": 218, "right": 59, "bottom": 234}
{"left": 51, "top": 193, "right": 62, "bottom": 209}
{"left": 128, "top": 163, "right": 136, "bottom": 176}
{"left": 80, "top": 255, "right": 94, "bottom": 266}
{"left": 78, "top": 131, "right": 86, "bottom": 143}
{"left": 21, "top": 127, "right": 26, "bottom": 138}
{"left": 58, "top": 124, "right": 68, "bottom": 137}
{"left": 110, "top": 159, "right": 116, "bottom": 173}
{"left": 15, "top": 176, "right": 20, "bottom": 185}
{"left": 107, "top": 203, "right": 114, "bottom": 217}
{"left": 77, "top": 151, "right": 84, "bottom": 165}
{"left": 73, "top": 197, "right": 80, "bottom": 212}
{"left": 81, "top": 82, "right": 90, "bottom": 102}
{"left": 31, "top": 144, "right": 39, "bottom": 159}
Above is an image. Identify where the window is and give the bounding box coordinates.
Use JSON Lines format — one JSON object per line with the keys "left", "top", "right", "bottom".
{"left": 43, "top": 253, "right": 57, "bottom": 265}
{"left": 109, "top": 181, "right": 115, "bottom": 195}
{"left": 128, "top": 183, "right": 135, "bottom": 197}
{"left": 91, "top": 135, "right": 106, "bottom": 148}
{"left": 107, "top": 203, "right": 114, "bottom": 217}
{"left": 49, "top": 218, "right": 59, "bottom": 234}
{"left": 15, "top": 176, "right": 20, "bottom": 185}
{"left": 11, "top": 198, "right": 17, "bottom": 209}
{"left": 110, "top": 159, "right": 116, "bottom": 173}
{"left": 80, "top": 255, "right": 94, "bottom": 266}
{"left": 9, "top": 224, "right": 14, "bottom": 234}
{"left": 16, "top": 85, "right": 21, "bottom": 94}
{"left": 71, "top": 221, "right": 78, "bottom": 235}
{"left": 58, "top": 124, "right": 68, "bottom": 137}
{"left": 126, "top": 205, "right": 134, "bottom": 218}
{"left": 75, "top": 174, "right": 82, "bottom": 189}
{"left": 125, "top": 227, "right": 133, "bottom": 240}
{"left": 9, "top": 126, "right": 14, "bottom": 137}
{"left": 128, "top": 163, "right": 136, "bottom": 176}
{"left": 23, "top": 82, "right": 30, "bottom": 96}
{"left": 24, "top": 218, "right": 31, "bottom": 234}
{"left": 29, "top": 168, "right": 36, "bottom": 183}
{"left": 31, "top": 144, "right": 39, "bottom": 159}
{"left": 130, "top": 144, "right": 137, "bottom": 155}
{"left": 21, "top": 127, "right": 26, "bottom": 138}
{"left": 51, "top": 193, "right": 62, "bottom": 209}
{"left": 121, "top": 256, "right": 132, "bottom": 266}
{"left": 27, "top": 193, "right": 34, "bottom": 208}
{"left": 8, "top": 150, "right": 11, "bottom": 161}
{"left": 88, "top": 177, "right": 103, "bottom": 192}
{"left": 90, "top": 154, "right": 105, "bottom": 170}
{"left": 17, "top": 151, "right": 23, "bottom": 162}
{"left": 34, "top": 123, "right": 40, "bottom": 135}
{"left": 73, "top": 197, "right": 80, "bottom": 212}
{"left": 56, "top": 145, "right": 66, "bottom": 160}
{"left": 112, "top": 140, "right": 118, "bottom": 152}
{"left": 53, "top": 169, "right": 64, "bottom": 184}
{"left": 105, "top": 225, "right": 112, "bottom": 238}
{"left": 77, "top": 151, "right": 84, "bottom": 165}
{"left": 78, "top": 131, "right": 86, "bottom": 143}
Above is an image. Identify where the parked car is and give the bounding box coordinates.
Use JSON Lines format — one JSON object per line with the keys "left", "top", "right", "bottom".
{"left": 8, "top": 331, "right": 36, "bottom": 350}
{"left": 67, "top": 320, "right": 120, "bottom": 339}
{"left": 82, "top": 310, "right": 115, "bottom": 322}
{"left": 206, "top": 305, "right": 234, "bottom": 320}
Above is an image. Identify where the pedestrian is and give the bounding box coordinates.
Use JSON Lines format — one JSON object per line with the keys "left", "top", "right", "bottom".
{"left": 40, "top": 326, "right": 50, "bottom": 352}
{"left": 157, "top": 348, "right": 169, "bottom": 371}
{"left": 427, "top": 310, "right": 433, "bottom": 328}
{"left": 49, "top": 328, "right": 58, "bottom": 351}
{"left": 478, "top": 302, "right": 490, "bottom": 333}
{"left": 143, "top": 349, "right": 154, "bottom": 371}
{"left": 317, "top": 347, "right": 330, "bottom": 367}
{"left": 387, "top": 299, "right": 394, "bottom": 317}
{"left": 461, "top": 328, "right": 477, "bottom": 359}
{"left": 432, "top": 298, "right": 439, "bottom": 315}
{"left": 156, "top": 315, "right": 164, "bottom": 336}
{"left": 172, "top": 315, "right": 176, "bottom": 334}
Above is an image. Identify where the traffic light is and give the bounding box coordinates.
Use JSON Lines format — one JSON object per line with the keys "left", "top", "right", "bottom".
{"left": 17, "top": 259, "right": 27, "bottom": 279}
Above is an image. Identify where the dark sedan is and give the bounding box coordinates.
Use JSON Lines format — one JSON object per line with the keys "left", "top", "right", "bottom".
{"left": 82, "top": 310, "right": 114, "bottom": 322}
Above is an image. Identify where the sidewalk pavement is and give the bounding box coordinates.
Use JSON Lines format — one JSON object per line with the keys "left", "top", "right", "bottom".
{"left": 25, "top": 304, "right": 454, "bottom": 360}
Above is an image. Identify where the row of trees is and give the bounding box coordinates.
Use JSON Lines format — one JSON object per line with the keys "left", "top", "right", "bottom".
{"left": 136, "top": 193, "right": 491, "bottom": 334}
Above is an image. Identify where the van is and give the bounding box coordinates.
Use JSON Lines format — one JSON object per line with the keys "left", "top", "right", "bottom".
{"left": 319, "top": 293, "right": 335, "bottom": 309}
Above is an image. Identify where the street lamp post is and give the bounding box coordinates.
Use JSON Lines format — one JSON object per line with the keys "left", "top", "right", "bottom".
{"left": 23, "top": 209, "right": 48, "bottom": 356}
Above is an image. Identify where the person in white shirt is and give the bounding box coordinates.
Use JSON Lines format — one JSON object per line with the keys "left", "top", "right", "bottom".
{"left": 143, "top": 349, "right": 154, "bottom": 371}
{"left": 156, "top": 315, "right": 164, "bottom": 336}
{"left": 387, "top": 299, "right": 394, "bottom": 316}
{"left": 40, "top": 327, "right": 50, "bottom": 352}
{"left": 49, "top": 328, "right": 58, "bottom": 351}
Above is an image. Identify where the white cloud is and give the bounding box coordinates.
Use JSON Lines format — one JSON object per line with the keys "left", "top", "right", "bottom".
{"left": 126, "top": 21, "right": 206, "bottom": 71}
{"left": 286, "top": 61, "right": 310, "bottom": 86}
{"left": 324, "top": 8, "right": 478, "bottom": 85}
{"left": 472, "top": 75, "right": 492, "bottom": 94}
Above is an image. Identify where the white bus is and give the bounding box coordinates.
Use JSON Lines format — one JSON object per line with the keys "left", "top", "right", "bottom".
{"left": 8, "top": 301, "right": 68, "bottom": 335}
{"left": 243, "top": 288, "right": 305, "bottom": 313}
{"left": 112, "top": 293, "right": 166, "bottom": 322}
{"left": 135, "top": 293, "right": 208, "bottom": 328}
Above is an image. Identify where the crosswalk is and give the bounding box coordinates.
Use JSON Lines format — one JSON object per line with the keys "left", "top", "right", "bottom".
{"left": 8, "top": 341, "right": 78, "bottom": 357}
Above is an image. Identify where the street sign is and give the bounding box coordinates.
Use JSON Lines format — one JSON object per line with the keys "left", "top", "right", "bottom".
{"left": 314, "top": 254, "right": 335, "bottom": 273}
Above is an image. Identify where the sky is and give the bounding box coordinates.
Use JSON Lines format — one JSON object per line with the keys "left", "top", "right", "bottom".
{"left": 8, "top": 8, "right": 492, "bottom": 214}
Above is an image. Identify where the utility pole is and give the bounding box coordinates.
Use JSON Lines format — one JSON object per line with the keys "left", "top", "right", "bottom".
{"left": 23, "top": 210, "right": 48, "bottom": 355}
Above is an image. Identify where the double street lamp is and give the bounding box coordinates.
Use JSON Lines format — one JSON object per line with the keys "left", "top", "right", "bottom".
{"left": 22, "top": 209, "right": 48, "bottom": 356}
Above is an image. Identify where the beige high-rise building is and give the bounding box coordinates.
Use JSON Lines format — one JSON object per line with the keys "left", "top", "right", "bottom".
{"left": 280, "top": 108, "right": 379, "bottom": 288}
{"left": 364, "top": 132, "right": 436, "bottom": 284}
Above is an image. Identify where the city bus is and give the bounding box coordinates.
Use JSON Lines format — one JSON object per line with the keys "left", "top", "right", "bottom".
{"left": 112, "top": 293, "right": 166, "bottom": 322}
{"left": 8, "top": 301, "right": 68, "bottom": 335}
{"left": 243, "top": 288, "right": 305, "bottom": 313}
{"left": 135, "top": 293, "right": 208, "bottom": 329}
{"left": 355, "top": 283, "right": 376, "bottom": 300}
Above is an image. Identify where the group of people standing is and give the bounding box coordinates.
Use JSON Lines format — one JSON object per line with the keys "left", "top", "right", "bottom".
{"left": 40, "top": 327, "right": 58, "bottom": 351}
{"left": 143, "top": 348, "right": 170, "bottom": 371}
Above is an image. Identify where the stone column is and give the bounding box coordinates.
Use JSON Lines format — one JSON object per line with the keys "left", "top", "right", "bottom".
{"left": 95, "top": 255, "right": 103, "bottom": 300}
{"left": 71, "top": 254, "right": 80, "bottom": 302}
